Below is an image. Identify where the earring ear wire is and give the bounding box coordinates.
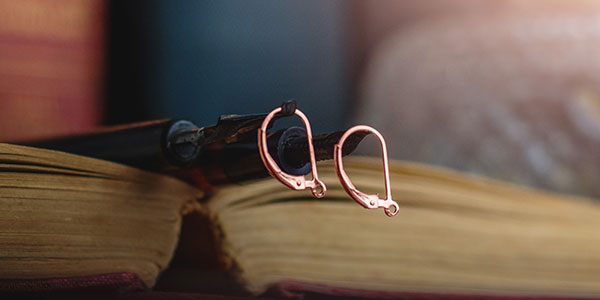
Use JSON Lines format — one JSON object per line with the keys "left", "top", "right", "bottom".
{"left": 334, "top": 125, "right": 399, "bottom": 217}
{"left": 258, "top": 105, "right": 326, "bottom": 198}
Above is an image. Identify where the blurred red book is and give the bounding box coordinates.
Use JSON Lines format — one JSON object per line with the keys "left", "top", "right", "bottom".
{"left": 0, "top": 0, "right": 104, "bottom": 141}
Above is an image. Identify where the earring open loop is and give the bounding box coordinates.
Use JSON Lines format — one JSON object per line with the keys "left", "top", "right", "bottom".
{"left": 334, "top": 125, "right": 398, "bottom": 217}
{"left": 258, "top": 106, "right": 326, "bottom": 198}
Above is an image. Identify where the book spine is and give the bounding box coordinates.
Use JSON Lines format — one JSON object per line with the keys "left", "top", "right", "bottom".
{"left": 0, "top": 0, "right": 105, "bottom": 141}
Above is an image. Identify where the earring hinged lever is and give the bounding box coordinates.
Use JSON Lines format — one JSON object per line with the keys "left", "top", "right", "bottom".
{"left": 258, "top": 102, "right": 326, "bottom": 198}
{"left": 334, "top": 125, "right": 399, "bottom": 217}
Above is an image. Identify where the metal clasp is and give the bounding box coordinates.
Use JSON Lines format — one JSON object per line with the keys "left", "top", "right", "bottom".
{"left": 334, "top": 125, "right": 399, "bottom": 216}
{"left": 258, "top": 106, "right": 326, "bottom": 198}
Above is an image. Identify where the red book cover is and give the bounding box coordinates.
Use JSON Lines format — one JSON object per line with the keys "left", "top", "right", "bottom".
{"left": 3, "top": 273, "right": 600, "bottom": 300}
{"left": 0, "top": 0, "right": 104, "bottom": 141}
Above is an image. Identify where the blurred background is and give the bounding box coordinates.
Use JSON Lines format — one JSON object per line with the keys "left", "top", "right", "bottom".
{"left": 1, "top": 0, "right": 600, "bottom": 197}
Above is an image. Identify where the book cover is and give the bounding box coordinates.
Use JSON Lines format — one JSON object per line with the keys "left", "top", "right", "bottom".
{"left": 0, "top": 0, "right": 104, "bottom": 141}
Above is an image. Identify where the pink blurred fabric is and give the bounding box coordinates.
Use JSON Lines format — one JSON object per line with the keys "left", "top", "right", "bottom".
{"left": 356, "top": 1, "right": 600, "bottom": 197}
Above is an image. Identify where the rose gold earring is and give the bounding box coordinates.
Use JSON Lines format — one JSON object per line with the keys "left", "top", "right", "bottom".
{"left": 258, "top": 106, "right": 326, "bottom": 198}
{"left": 334, "top": 125, "right": 399, "bottom": 217}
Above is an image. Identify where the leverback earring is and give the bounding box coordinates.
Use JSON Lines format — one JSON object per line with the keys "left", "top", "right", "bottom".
{"left": 258, "top": 105, "right": 327, "bottom": 198}
{"left": 334, "top": 125, "right": 399, "bottom": 217}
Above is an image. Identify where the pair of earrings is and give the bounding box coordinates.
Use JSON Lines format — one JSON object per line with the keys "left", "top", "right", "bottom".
{"left": 258, "top": 105, "right": 399, "bottom": 217}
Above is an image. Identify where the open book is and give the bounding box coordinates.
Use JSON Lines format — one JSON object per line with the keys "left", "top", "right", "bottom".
{"left": 2, "top": 143, "right": 600, "bottom": 298}
{"left": 0, "top": 143, "right": 201, "bottom": 288}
